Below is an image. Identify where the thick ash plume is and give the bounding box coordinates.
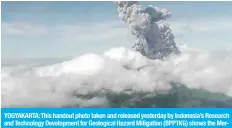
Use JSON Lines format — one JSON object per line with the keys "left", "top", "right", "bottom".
{"left": 115, "top": 1, "right": 179, "bottom": 59}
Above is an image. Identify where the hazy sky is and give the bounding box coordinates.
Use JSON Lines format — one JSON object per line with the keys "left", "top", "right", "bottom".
{"left": 2, "top": 1, "right": 232, "bottom": 59}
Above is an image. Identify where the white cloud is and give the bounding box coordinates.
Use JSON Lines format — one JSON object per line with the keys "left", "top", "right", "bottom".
{"left": 2, "top": 46, "right": 232, "bottom": 107}
{"left": 2, "top": 22, "right": 48, "bottom": 36}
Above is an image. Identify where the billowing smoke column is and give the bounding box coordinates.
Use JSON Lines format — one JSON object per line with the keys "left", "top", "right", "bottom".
{"left": 115, "top": 1, "right": 179, "bottom": 59}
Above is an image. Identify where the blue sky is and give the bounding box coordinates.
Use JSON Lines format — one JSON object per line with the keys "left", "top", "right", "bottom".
{"left": 2, "top": 1, "right": 232, "bottom": 59}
